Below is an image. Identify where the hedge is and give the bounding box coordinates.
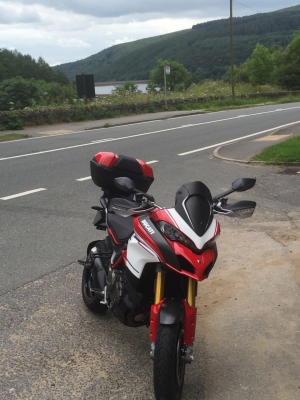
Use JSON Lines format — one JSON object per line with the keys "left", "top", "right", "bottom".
{"left": 0, "top": 92, "right": 299, "bottom": 130}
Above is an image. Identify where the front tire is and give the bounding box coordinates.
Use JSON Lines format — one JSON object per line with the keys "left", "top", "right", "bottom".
{"left": 153, "top": 323, "right": 186, "bottom": 400}
{"left": 81, "top": 266, "right": 108, "bottom": 313}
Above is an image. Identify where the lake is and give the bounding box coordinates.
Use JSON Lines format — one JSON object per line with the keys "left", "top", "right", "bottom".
{"left": 95, "top": 83, "right": 148, "bottom": 95}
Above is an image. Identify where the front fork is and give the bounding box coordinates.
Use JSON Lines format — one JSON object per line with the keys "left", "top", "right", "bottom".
{"left": 150, "top": 267, "right": 197, "bottom": 363}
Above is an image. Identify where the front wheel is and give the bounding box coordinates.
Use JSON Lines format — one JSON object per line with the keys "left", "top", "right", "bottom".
{"left": 153, "top": 323, "right": 186, "bottom": 400}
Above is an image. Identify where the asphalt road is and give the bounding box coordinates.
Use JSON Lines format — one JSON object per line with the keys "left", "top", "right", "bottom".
{"left": 1, "top": 103, "right": 300, "bottom": 399}
{"left": 1, "top": 103, "right": 300, "bottom": 295}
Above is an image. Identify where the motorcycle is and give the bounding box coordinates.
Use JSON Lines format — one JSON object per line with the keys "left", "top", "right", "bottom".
{"left": 79, "top": 151, "right": 256, "bottom": 400}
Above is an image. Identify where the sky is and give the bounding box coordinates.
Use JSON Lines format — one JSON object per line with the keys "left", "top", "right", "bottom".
{"left": 1, "top": 0, "right": 299, "bottom": 66}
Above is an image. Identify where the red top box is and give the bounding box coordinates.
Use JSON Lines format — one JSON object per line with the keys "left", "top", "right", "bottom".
{"left": 90, "top": 152, "right": 154, "bottom": 193}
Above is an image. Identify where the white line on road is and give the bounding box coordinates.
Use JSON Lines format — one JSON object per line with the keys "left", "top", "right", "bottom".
{"left": 1, "top": 114, "right": 300, "bottom": 162}
{"left": 76, "top": 176, "right": 91, "bottom": 181}
{"left": 1, "top": 105, "right": 300, "bottom": 146}
{"left": 0, "top": 188, "right": 47, "bottom": 200}
{"left": 178, "top": 121, "right": 300, "bottom": 156}
{"left": 91, "top": 138, "right": 113, "bottom": 144}
{"left": 145, "top": 160, "right": 159, "bottom": 164}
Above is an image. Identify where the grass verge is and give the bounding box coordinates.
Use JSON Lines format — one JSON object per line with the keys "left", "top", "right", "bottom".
{"left": 0, "top": 133, "right": 29, "bottom": 142}
{"left": 252, "top": 136, "right": 300, "bottom": 164}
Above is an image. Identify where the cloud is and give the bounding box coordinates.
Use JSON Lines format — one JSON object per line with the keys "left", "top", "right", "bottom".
{"left": 58, "top": 38, "right": 91, "bottom": 48}
{"left": 109, "top": 36, "right": 135, "bottom": 46}
{"left": 0, "top": 0, "right": 299, "bottom": 66}
{"left": 0, "top": 3, "right": 41, "bottom": 24}
{"left": 3, "top": 0, "right": 300, "bottom": 20}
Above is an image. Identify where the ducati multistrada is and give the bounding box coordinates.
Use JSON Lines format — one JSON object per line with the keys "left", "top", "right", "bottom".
{"left": 79, "top": 152, "right": 256, "bottom": 400}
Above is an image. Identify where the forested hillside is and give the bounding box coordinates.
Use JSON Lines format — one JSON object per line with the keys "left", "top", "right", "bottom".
{"left": 0, "top": 49, "right": 69, "bottom": 85}
{"left": 53, "top": 5, "right": 300, "bottom": 82}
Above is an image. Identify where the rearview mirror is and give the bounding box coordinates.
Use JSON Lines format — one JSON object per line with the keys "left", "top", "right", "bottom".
{"left": 114, "top": 177, "right": 135, "bottom": 192}
{"left": 231, "top": 178, "right": 256, "bottom": 192}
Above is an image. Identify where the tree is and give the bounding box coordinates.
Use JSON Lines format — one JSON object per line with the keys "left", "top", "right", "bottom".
{"left": 275, "top": 35, "right": 300, "bottom": 90}
{"left": 222, "top": 64, "right": 250, "bottom": 84}
{"left": 0, "top": 77, "right": 41, "bottom": 111}
{"left": 147, "top": 59, "right": 192, "bottom": 92}
{"left": 111, "top": 80, "right": 138, "bottom": 94}
{"left": 0, "top": 48, "right": 69, "bottom": 85}
{"left": 247, "top": 44, "right": 274, "bottom": 89}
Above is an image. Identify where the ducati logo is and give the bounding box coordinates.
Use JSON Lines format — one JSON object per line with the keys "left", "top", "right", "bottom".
{"left": 141, "top": 219, "right": 155, "bottom": 235}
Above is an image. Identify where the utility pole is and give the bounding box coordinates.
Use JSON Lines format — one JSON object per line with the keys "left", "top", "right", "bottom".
{"left": 230, "top": 0, "right": 235, "bottom": 100}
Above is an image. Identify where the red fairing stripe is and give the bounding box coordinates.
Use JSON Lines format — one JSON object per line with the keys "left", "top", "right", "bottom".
{"left": 94, "top": 152, "right": 119, "bottom": 167}
{"left": 214, "top": 220, "right": 221, "bottom": 237}
{"left": 151, "top": 209, "right": 179, "bottom": 228}
{"left": 107, "top": 227, "right": 120, "bottom": 245}
{"left": 149, "top": 299, "right": 197, "bottom": 345}
{"left": 150, "top": 299, "right": 165, "bottom": 342}
{"left": 111, "top": 250, "right": 127, "bottom": 269}
{"left": 136, "top": 159, "right": 154, "bottom": 178}
{"left": 183, "top": 300, "right": 197, "bottom": 345}
{"left": 168, "top": 240, "right": 216, "bottom": 281}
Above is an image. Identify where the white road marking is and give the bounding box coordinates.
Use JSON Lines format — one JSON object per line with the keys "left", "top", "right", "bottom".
{"left": 76, "top": 161, "right": 158, "bottom": 182}
{"left": 91, "top": 138, "right": 113, "bottom": 143}
{"left": 0, "top": 188, "right": 47, "bottom": 200}
{"left": 1, "top": 114, "right": 300, "bottom": 162}
{"left": 1, "top": 105, "right": 300, "bottom": 145}
{"left": 178, "top": 122, "right": 300, "bottom": 156}
{"left": 76, "top": 176, "right": 91, "bottom": 181}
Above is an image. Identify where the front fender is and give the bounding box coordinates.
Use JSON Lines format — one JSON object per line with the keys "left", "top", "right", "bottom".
{"left": 159, "top": 298, "right": 185, "bottom": 325}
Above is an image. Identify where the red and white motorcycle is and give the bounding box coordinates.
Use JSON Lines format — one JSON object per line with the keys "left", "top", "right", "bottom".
{"left": 80, "top": 152, "right": 256, "bottom": 400}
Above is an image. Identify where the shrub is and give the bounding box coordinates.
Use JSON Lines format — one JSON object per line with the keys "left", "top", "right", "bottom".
{"left": 2, "top": 113, "right": 24, "bottom": 130}
{"left": 0, "top": 77, "right": 41, "bottom": 111}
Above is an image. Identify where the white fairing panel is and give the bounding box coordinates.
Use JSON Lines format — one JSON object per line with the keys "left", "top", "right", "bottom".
{"left": 167, "top": 208, "right": 217, "bottom": 249}
{"left": 126, "top": 236, "right": 160, "bottom": 279}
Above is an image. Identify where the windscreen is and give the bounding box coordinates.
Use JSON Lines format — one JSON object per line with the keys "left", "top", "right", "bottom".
{"left": 175, "top": 181, "right": 213, "bottom": 237}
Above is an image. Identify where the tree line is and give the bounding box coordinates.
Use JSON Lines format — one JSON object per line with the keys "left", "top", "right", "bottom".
{"left": 0, "top": 49, "right": 76, "bottom": 111}
{"left": 192, "top": 7, "right": 300, "bottom": 38}
{"left": 223, "top": 34, "right": 300, "bottom": 90}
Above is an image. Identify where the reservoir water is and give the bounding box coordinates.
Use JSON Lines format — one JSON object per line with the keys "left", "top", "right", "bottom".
{"left": 95, "top": 83, "right": 148, "bottom": 95}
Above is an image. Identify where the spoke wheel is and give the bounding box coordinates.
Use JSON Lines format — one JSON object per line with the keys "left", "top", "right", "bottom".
{"left": 82, "top": 265, "right": 108, "bottom": 313}
{"left": 153, "top": 323, "right": 186, "bottom": 400}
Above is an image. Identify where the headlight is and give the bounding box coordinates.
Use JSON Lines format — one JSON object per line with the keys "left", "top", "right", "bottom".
{"left": 156, "top": 221, "right": 198, "bottom": 252}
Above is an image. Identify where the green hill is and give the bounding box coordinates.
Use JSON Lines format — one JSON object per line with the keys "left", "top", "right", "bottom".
{"left": 53, "top": 5, "right": 300, "bottom": 82}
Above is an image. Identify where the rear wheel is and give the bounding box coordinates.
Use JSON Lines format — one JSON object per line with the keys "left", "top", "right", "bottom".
{"left": 81, "top": 265, "right": 108, "bottom": 313}
{"left": 153, "top": 323, "right": 186, "bottom": 400}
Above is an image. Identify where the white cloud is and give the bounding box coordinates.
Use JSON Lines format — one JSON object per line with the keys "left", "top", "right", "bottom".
{"left": 58, "top": 38, "right": 91, "bottom": 48}
{"left": 0, "top": 0, "right": 299, "bottom": 66}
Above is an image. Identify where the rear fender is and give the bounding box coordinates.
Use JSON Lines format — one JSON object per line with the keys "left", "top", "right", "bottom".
{"left": 87, "top": 240, "right": 101, "bottom": 256}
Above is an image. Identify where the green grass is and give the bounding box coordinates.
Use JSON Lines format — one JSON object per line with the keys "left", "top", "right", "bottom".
{"left": 0, "top": 133, "right": 29, "bottom": 142}
{"left": 252, "top": 136, "right": 300, "bottom": 163}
